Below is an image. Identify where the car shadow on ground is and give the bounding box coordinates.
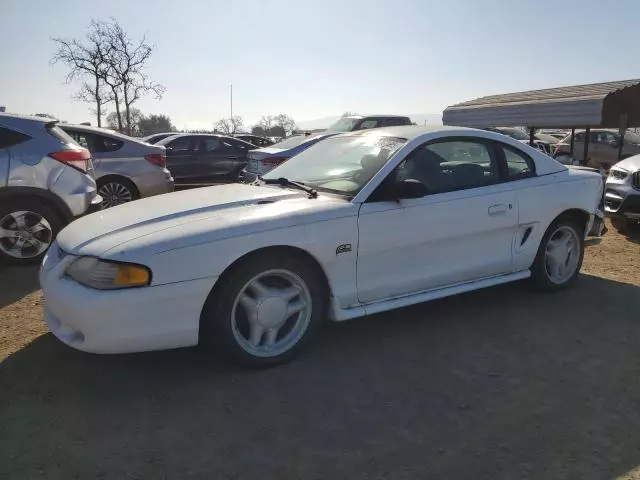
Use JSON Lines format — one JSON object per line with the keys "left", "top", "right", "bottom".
{"left": 621, "top": 223, "right": 640, "bottom": 244}
{"left": 0, "top": 265, "right": 40, "bottom": 308}
{"left": 2, "top": 275, "right": 640, "bottom": 479}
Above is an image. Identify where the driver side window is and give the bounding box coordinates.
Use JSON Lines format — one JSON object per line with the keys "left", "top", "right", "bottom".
{"left": 398, "top": 139, "right": 499, "bottom": 194}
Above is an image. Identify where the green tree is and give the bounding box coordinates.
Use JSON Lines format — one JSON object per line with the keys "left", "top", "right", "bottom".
{"left": 137, "top": 114, "right": 176, "bottom": 136}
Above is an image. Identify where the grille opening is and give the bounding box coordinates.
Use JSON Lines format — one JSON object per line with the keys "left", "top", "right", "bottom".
{"left": 520, "top": 227, "right": 532, "bottom": 246}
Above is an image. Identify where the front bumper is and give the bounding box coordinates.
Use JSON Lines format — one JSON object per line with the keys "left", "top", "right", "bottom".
{"left": 39, "top": 246, "right": 215, "bottom": 354}
{"left": 604, "top": 185, "right": 640, "bottom": 220}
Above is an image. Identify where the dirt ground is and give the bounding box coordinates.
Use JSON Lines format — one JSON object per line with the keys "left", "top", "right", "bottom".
{"left": 1, "top": 220, "right": 640, "bottom": 479}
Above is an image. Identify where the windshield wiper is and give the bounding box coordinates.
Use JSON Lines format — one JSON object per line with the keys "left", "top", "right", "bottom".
{"left": 263, "top": 177, "right": 318, "bottom": 198}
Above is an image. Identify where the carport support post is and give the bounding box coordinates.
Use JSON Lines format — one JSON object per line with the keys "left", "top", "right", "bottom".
{"left": 582, "top": 127, "right": 590, "bottom": 166}
{"left": 570, "top": 128, "right": 575, "bottom": 156}
{"left": 529, "top": 127, "right": 535, "bottom": 147}
{"left": 618, "top": 113, "right": 628, "bottom": 163}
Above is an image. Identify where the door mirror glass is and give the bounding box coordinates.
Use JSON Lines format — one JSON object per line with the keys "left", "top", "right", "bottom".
{"left": 395, "top": 178, "right": 428, "bottom": 199}
{"left": 609, "top": 138, "right": 619, "bottom": 148}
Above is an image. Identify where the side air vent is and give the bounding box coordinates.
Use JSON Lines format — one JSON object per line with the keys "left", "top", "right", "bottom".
{"left": 521, "top": 227, "right": 532, "bottom": 246}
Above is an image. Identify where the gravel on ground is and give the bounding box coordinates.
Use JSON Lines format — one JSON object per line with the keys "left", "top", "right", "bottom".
{"left": 1, "top": 220, "right": 639, "bottom": 479}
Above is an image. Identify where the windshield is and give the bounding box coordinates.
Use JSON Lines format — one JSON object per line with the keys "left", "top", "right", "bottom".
{"left": 262, "top": 134, "right": 407, "bottom": 195}
{"left": 327, "top": 117, "right": 360, "bottom": 132}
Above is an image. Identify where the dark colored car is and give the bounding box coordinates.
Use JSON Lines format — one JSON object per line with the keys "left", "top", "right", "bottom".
{"left": 235, "top": 134, "right": 275, "bottom": 148}
{"left": 157, "top": 134, "right": 255, "bottom": 186}
{"left": 238, "top": 132, "right": 337, "bottom": 183}
{"left": 141, "top": 132, "right": 182, "bottom": 144}
{"left": 327, "top": 115, "right": 412, "bottom": 132}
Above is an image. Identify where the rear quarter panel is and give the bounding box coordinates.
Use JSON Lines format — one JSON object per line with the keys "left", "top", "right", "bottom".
{"left": 512, "top": 170, "right": 602, "bottom": 271}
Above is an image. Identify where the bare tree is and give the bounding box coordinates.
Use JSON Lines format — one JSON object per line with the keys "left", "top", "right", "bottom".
{"left": 215, "top": 116, "right": 244, "bottom": 135}
{"left": 274, "top": 114, "right": 297, "bottom": 136}
{"left": 100, "top": 19, "right": 164, "bottom": 135}
{"left": 342, "top": 111, "right": 359, "bottom": 117}
{"left": 51, "top": 21, "right": 114, "bottom": 127}
{"left": 257, "top": 115, "right": 274, "bottom": 132}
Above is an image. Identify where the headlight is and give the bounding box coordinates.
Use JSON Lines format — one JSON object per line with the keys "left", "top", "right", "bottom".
{"left": 66, "top": 257, "right": 151, "bottom": 290}
{"left": 609, "top": 169, "right": 629, "bottom": 180}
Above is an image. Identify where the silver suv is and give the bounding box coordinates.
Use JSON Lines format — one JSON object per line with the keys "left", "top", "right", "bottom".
{"left": 605, "top": 154, "right": 640, "bottom": 231}
{"left": 0, "top": 114, "right": 100, "bottom": 265}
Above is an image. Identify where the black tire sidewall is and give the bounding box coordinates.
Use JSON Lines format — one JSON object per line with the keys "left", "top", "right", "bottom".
{"left": 531, "top": 218, "right": 584, "bottom": 292}
{"left": 0, "top": 199, "right": 64, "bottom": 265}
{"left": 200, "top": 253, "right": 327, "bottom": 367}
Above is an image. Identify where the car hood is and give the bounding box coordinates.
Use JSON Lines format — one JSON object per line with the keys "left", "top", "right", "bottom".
{"left": 613, "top": 154, "right": 640, "bottom": 171}
{"left": 56, "top": 183, "right": 351, "bottom": 258}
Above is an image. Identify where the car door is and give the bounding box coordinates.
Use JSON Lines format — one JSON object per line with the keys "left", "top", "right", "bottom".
{"left": 193, "top": 137, "right": 244, "bottom": 184}
{"left": 356, "top": 137, "right": 518, "bottom": 304}
{"left": 165, "top": 136, "right": 198, "bottom": 185}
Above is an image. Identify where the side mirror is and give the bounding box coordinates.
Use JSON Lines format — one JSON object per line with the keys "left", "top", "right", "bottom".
{"left": 609, "top": 139, "right": 619, "bottom": 148}
{"left": 395, "top": 178, "right": 428, "bottom": 199}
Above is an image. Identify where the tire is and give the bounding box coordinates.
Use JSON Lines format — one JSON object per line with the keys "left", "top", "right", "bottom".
{"left": 200, "top": 252, "right": 328, "bottom": 367}
{"left": 611, "top": 217, "right": 630, "bottom": 233}
{"left": 97, "top": 177, "right": 138, "bottom": 209}
{"left": 0, "top": 199, "right": 65, "bottom": 265}
{"left": 530, "top": 217, "right": 584, "bottom": 292}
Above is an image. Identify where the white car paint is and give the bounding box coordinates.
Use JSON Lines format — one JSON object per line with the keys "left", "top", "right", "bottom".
{"left": 40, "top": 126, "right": 603, "bottom": 355}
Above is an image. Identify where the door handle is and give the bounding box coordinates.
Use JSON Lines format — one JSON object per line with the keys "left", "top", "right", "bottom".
{"left": 488, "top": 204, "right": 508, "bottom": 216}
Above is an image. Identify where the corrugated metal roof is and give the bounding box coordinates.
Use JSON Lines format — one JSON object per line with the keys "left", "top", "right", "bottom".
{"left": 442, "top": 79, "right": 640, "bottom": 128}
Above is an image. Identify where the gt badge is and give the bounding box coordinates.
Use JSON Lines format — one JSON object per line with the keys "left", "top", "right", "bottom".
{"left": 336, "top": 244, "right": 352, "bottom": 255}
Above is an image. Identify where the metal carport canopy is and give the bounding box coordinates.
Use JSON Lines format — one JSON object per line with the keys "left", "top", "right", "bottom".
{"left": 442, "top": 79, "right": 640, "bottom": 128}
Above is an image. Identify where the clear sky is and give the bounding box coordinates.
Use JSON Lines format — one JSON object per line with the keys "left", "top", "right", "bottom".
{"left": 3, "top": 0, "right": 640, "bottom": 130}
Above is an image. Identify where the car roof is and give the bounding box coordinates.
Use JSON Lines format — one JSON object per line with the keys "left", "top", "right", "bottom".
{"left": 62, "top": 124, "right": 130, "bottom": 137}
{"left": 337, "top": 125, "right": 478, "bottom": 141}
{"left": 0, "top": 113, "right": 55, "bottom": 129}
{"left": 343, "top": 114, "right": 410, "bottom": 120}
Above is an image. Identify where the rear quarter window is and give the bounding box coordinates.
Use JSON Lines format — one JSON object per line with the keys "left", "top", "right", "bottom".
{"left": 0, "top": 127, "right": 31, "bottom": 149}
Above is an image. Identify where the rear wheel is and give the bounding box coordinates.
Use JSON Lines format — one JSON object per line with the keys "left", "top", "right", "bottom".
{"left": 531, "top": 218, "right": 584, "bottom": 292}
{"left": 200, "top": 252, "right": 327, "bottom": 367}
{"left": 98, "top": 178, "right": 138, "bottom": 208}
{"left": 0, "top": 199, "right": 64, "bottom": 265}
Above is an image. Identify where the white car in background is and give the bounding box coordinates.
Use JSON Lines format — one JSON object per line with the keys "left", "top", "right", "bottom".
{"left": 40, "top": 126, "right": 603, "bottom": 367}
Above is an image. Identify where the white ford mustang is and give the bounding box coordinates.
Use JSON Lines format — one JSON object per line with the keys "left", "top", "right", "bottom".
{"left": 40, "top": 126, "right": 604, "bottom": 366}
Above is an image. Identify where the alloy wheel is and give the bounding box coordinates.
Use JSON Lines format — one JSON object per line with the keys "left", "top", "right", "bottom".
{"left": 230, "top": 269, "right": 313, "bottom": 358}
{"left": 544, "top": 225, "right": 580, "bottom": 284}
{"left": 99, "top": 182, "right": 133, "bottom": 208}
{"left": 0, "top": 210, "right": 53, "bottom": 259}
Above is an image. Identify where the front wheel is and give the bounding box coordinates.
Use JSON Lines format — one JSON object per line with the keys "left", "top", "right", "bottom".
{"left": 200, "top": 253, "right": 327, "bottom": 367}
{"left": 531, "top": 218, "right": 584, "bottom": 292}
{"left": 0, "top": 199, "right": 64, "bottom": 265}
